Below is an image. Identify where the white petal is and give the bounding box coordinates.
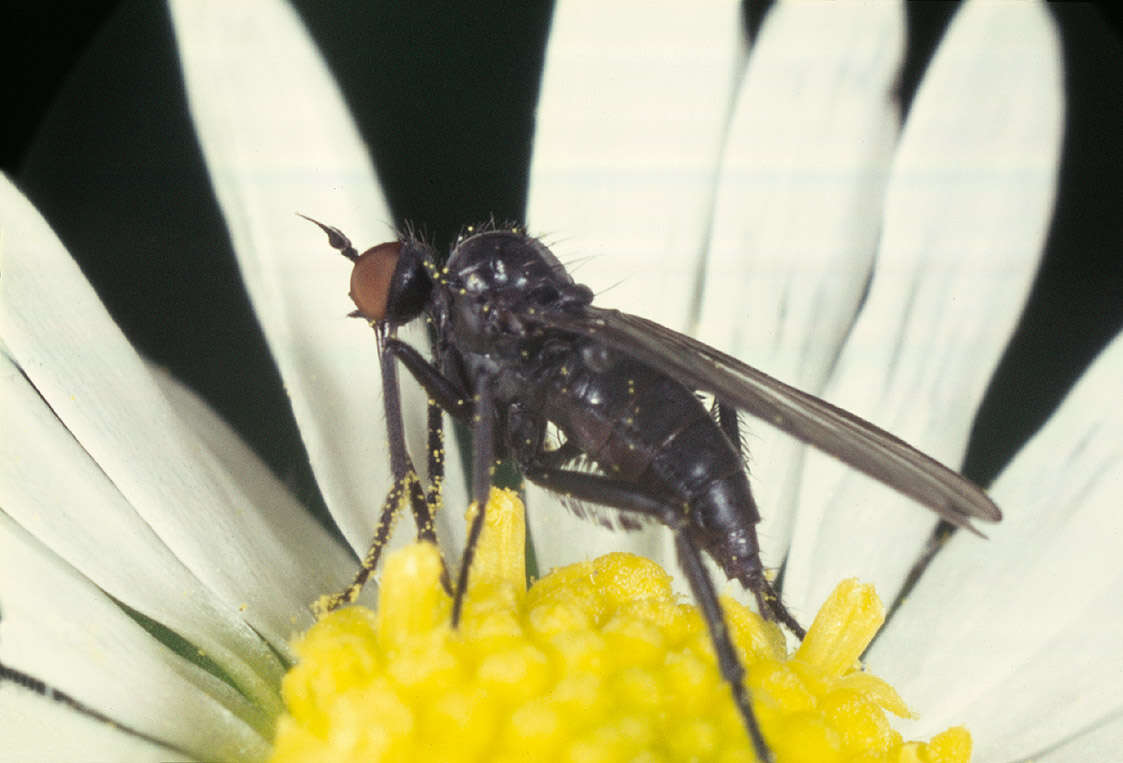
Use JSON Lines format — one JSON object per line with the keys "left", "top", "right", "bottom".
{"left": 0, "top": 175, "right": 349, "bottom": 651}
{"left": 527, "top": 0, "right": 745, "bottom": 329}
{"left": 0, "top": 691, "right": 187, "bottom": 763}
{"left": 966, "top": 581, "right": 1123, "bottom": 761}
{"left": 0, "top": 512, "right": 270, "bottom": 762}
{"left": 868, "top": 328, "right": 1123, "bottom": 756}
{"left": 167, "top": 0, "right": 449, "bottom": 564}
{"left": 784, "top": 0, "right": 1064, "bottom": 614}
{"left": 148, "top": 362, "right": 343, "bottom": 567}
{"left": 0, "top": 349, "right": 285, "bottom": 714}
{"left": 1034, "top": 711, "right": 1123, "bottom": 763}
{"left": 525, "top": 0, "right": 745, "bottom": 576}
{"left": 698, "top": 2, "right": 905, "bottom": 566}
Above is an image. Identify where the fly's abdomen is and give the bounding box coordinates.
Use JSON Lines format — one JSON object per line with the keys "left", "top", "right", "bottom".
{"left": 534, "top": 338, "right": 766, "bottom": 588}
{"left": 565, "top": 351, "right": 765, "bottom": 573}
{"left": 645, "top": 415, "right": 767, "bottom": 588}
{"left": 543, "top": 352, "right": 690, "bottom": 478}
{"left": 543, "top": 350, "right": 748, "bottom": 505}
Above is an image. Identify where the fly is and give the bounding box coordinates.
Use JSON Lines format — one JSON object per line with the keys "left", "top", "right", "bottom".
{"left": 303, "top": 217, "right": 1001, "bottom": 761}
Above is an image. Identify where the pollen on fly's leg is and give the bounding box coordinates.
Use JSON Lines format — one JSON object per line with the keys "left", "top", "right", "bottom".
{"left": 314, "top": 470, "right": 425, "bottom": 616}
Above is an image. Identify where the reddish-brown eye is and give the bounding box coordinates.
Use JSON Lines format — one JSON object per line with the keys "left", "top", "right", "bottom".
{"left": 349, "top": 241, "right": 402, "bottom": 321}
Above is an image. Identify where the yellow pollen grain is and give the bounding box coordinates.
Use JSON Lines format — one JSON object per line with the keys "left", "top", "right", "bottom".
{"left": 272, "top": 489, "right": 971, "bottom": 763}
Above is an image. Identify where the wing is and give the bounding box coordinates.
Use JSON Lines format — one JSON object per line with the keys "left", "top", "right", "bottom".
{"left": 540, "top": 305, "right": 1001, "bottom": 532}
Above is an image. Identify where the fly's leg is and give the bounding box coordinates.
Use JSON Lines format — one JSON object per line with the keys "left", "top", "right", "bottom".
{"left": 320, "top": 331, "right": 437, "bottom": 608}
{"left": 673, "top": 531, "right": 774, "bottom": 762}
{"left": 379, "top": 334, "right": 440, "bottom": 550}
{"left": 717, "top": 401, "right": 805, "bottom": 639}
{"left": 425, "top": 396, "right": 449, "bottom": 588}
{"left": 452, "top": 372, "right": 497, "bottom": 626}
{"left": 320, "top": 467, "right": 412, "bottom": 611}
{"left": 387, "top": 337, "right": 477, "bottom": 598}
{"left": 522, "top": 465, "right": 775, "bottom": 763}
{"left": 321, "top": 335, "right": 471, "bottom": 610}
{"left": 384, "top": 338, "right": 475, "bottom": 421}
{"left": 377, "top": 337, "right": 487, "bottom": 626}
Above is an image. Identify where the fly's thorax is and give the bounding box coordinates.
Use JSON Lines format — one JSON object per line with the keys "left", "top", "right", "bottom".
{"left": 442, "top": 230, "right": 592, "bottom": 356}
{"left": 447, "top": 229, "right": 573, "bottom": 288}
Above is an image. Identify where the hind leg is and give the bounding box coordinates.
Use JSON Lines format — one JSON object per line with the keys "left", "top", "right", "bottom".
{"left": 522, "top": 465, "right": 775, "bottom": 762}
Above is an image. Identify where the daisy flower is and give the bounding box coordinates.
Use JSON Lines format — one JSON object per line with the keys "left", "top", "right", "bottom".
{"left": 2, "top": 0, "right": 1120, "bottom": 760}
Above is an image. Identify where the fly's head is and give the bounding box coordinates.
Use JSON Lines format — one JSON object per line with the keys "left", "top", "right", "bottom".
{"left": 300, "top": 214, "right": 438, "bottom": 330}
{"left": 348, "top": 237, "right": 436, "bottom": 327}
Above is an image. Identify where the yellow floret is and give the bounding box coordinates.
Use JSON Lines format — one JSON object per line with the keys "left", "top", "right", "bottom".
{"left": 272, "top": 489, "right": 971, "bottom": 762}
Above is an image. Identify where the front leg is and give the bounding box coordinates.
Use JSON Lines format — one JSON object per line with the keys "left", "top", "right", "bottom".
{"left": 322, "top": 334, "right": 470, "bottom": 610}
{"left": 383, "top": 337, "right": 474, "bottom": 421}
{"left": 381, "top": 338, "right": 502, "bottom": 628}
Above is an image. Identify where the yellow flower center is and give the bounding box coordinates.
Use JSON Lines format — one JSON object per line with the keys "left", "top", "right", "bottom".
{"left": 271, "top": 489, "right": 970, "bottom": 762}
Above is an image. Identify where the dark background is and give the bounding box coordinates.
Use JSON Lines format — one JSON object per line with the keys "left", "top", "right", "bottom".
{"left": 3, "top": 1, "right": 1121, "bottom": 528}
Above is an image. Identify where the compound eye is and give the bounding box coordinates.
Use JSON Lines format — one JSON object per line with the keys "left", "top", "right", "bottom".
{"left": 349, "top": 241, "right": 402, "bottom": 321}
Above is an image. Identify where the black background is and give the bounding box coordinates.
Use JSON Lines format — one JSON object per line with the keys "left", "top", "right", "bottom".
{"left": 3, "top": 1, "right": 1121, "bottom": 529}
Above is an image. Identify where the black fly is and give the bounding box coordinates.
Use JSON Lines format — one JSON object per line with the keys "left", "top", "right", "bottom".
{"left": 303, "top": 217, "right": 1001, "bottom": 761}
